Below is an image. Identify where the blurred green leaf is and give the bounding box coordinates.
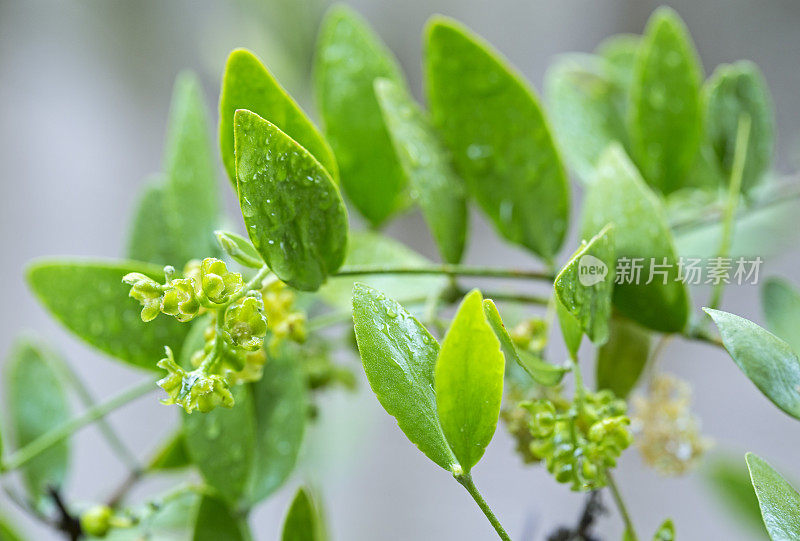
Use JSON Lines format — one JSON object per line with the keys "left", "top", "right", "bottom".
{"left": 653, "top": 519, "right": 675, "bottom": 540}
{"left": 596, "top": 316, "right": 650, "bottom": 399}
{"left": 5, "top": 338, "right": 70, "bottom": 505}
{"left": 352, "top": 283, "right": 457, "bottom": 471}
{"left": 705, "top": 308, "right": 800, "bottom": 420}
{"left": 192, "top": 494, "right": 247, "bottom": 541}
{"left": 703, "top": 455, "right": 767, "bottom": 537}
{"left": 555, "top": 296, "right": 583, "bottom": 359}
{"left": 214, "top": 230, "right": 263, "bottom": 269}
{"left": 629, "top": 7, "right": 703, "bottom": 194}
{"left": 126, "top": 176, "right": 176, "bottom": 266}
{"left": 219, "top": 48, "right": 337, "bottom": 186}
{"left": 26, "top": 260, "right": 190, "bottom": 371}
{"left": 314, "top": 4, "right": 408, "bottom": 226}
{"left": 435, "top": 290, "right": 504, "bottom": 472}
{"left": 147, "top": 431, "right": 191, "bottom": 472}
{"left": 234, "top": 109, "right": 348, "bottom": 291}
{"left": 705, "top": 61, "right": 774, "bottom": 194}
{"left": 581, "top": 145, "right": 689, "bottom": 332}
{"left": 425, "top": 16, "right": 569, "bottom": 263}
{"left": 374, "top": 78, "right": 468, "bottom": 264}
{"left": 762, "top": 278, "right": 800, "bottom": 354}
{"left": 746, "top": 452, "right": 800, "bottom": 540}
{"left": 281, "top": 487, "right": 326, "bottom": 541}
{"left": 0, "top": 514, "right": 23, "bottom": 541}
{"left": 596, "top": 33, "right": 640, "bottom": 95}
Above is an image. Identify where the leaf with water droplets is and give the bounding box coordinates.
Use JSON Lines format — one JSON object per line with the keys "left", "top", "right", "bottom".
{"left": 26, "top": 260, "right": 190, "bottom": 371}
{"left": 705, "top": 308, "right": 800, "bottom": 420}
{"left": 220, "top": 48, "right": 337, "bottom": 186}
{"left": 234, "top": 109, "right": 348, "bottom": 291}
{"left": 746, "top": 452, "right": 800, "bottom": 541}
{"left": 192, "top": 494, "right": 248, "bottom": 541}
{"left": 352, "top": 283, "right": 458, "bottom": 471}
{"left": 314, "top": 4, "right": 409, "bottom": 226}
{"left": 596, "top": 316, "right": 651, "bottom": 399}
{"left": 281, "top": 487, "right": 326, "bottom": 541}
{"left": 374, "top": 78, "right": 468, "bottom": 263}
{"left": 5, "top": 338, "right": 70, "bottom": 506}
{"left": 435, "top": 290, "right": 505, "bottom": 472}
{"left": 581, "top": 145, "right": 689, "bottom": 332}
{"left": 705, "top": 61, "right": 774, "bottom": 194}
{"left": 762, "top": 278, "right": 800, "bottom": 355}
{"left": 629, "top": 7, "right": 703, "bottom": 194}
{"left": 425, "top": 16, "right": 569, "bottom": 263}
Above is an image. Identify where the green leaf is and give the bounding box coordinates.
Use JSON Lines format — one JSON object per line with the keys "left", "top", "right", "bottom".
{"left": 374, "top": 78, "right": 468, "bottom": 264}
{"left": 319, "top": 231, "right": 446, "bottom": 311}
{"left": 352, "top": 283, "right": 457, "bottom": 471}
{"left": 247, "top": 344, "right": 308, "bottom": 504}
{"left": 596, "top": 33, "right": 641, "bottom": 95}
{"left": 596, "top": 316, "right": 651, "bottom": 399}
{"left": 0, "top": 514, "right": 23, "bottom": 541}
{"left": 762, "top": 278, "right": 800, "bottom": 354}
{"left": 162, "top": 72, "right": 220, "bottom": 265}
{"left": 435, "top": 290, "right": 504, "bottom": 472}
{"left": 705, "top": 61, "right": 774, "bottom": 194}
{"left": 554, "top": 224, "right": 615, "bottom": 346}
{"left": 214, "top": 230, "right": 263, "bottom": 269}
{"left": 182, "top": 386, "right": 256, "bottom": 504}
{"left": 482, "top": 299, "right": 568, "bottom": 387}
{"left": 746, "top": 452, "right": 800, "bottom": 541}
{"left": 425, "top": 16, "right": 569, "bottom": 263}
{"left": 581, "top": 145, "right": 689, "bottom": 332}
{"left": 26, "top": 260, "right": 190, "bottom": 371}
{"left": 192, "top": 494, "right": 247, "bottom": 541}
{"left": 653, "top": 519, "right": 675, "bottom": 540}
{"left": 126, "top": 176, "right": 176, "bottom": 266}
{"left": 281, "top": 487, "right": 326, "bottom": 541}
{"left": 147, "top": 431, "right": 191, "bottom": 471}
{"left": 314, "top": 4, "right": 409, "bottom": 226}
{"left": 234, "top": 109, "right": 348, "bottom": 291}
{"left": 5, "top": 338, "right": 70, "bottom": 504}
{"left": 628, "top": 7, "right": 703, "bottom": 194}
{"left": 703, "top": 455, "right": 767, "bottom": 537}
{"left": 705, "top": 308, "right": 800, "bottom": 420}
{"left": 219, "top": 48, "right": 337, "bottom": 186}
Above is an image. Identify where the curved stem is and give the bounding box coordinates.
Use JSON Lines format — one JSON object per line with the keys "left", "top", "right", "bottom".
{"left": 336, "top": 264, "right": 553, "bottom": 281}
{"left": 455, "top": 473, "right": 512, "bottom": 541}
{"left": 606, "top": 470, "right": 638, "bottom": 541}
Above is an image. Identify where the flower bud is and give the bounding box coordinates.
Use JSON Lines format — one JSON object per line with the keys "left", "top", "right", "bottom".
{"left": 224, "top": 296, "right": 267, "bottom": 351}
{"left": 80, "top": 505, "right": 113, "bottom": 537}
{"left": 161, "top": 278, "right": 200, "bottom": 321}
{"left": 200, "top": 258, "right": 243, "bottom": 304}
{"left": 123, "top": 273, "right": 163, "bottom": 322}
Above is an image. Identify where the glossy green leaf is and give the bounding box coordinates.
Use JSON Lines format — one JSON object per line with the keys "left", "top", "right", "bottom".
{"left": 581, "top": 145, "right": 689, "bottom": 332}
{"left": 554, "top": 224, "right": 615, "bottom": 345}
{"left": 5, "top": 338, "right": 70, "bottom": 504}
{"left": 746, "top": 452, "right": 800, "bottom": 541}
{"left": 762, "top": 278, "right": 800, "bottom": 354}
{"left": 596, "top": 316, "right": 650, "bottom": 399}
{"left": 281, "top": 487, "right": 325, "bottom": 541}
{"left": 319, "top": 231, "right": 446, "bottom": 311}
{"left": 653, "top": 519, "right": 675, "bottom": 541}
{"left": 147, "top": 431, "right": 191, "bottom": 471}
{"left": 352, "top": 283, "right": 457, "bottom": 471}
{"left": 705, "top": 61, "right": 774, "bottom": 193}
{"left": 425, "top": 16, "right": 569, "bottom": 263}
{"left": 126, "top": 176, "right": 176, "bottom": 266}
{"left": 0, "top": 514, "right": 23, "bottom": 541}
{"left": 162, "top": 72, "right": 220, "bottom": 264}
{"left": 182, "top": 386, "right": 256, "bottom": 504}
{"left": 214, "top": 230, "right": 263, "bottom": 269}
{"left": 219, "top": 48, "right": 337, "bottom": 185}
{"left": 482, "top": 299, "right": 568, "bottom": 387}
{"left": 374, "top": 78, "right": 468, "bottom": 263}
{"left": 435, "top": 290, "right": 504, "bottom": 472}
{"left": 705, "top": 308, "right": 800, "bottom": 419}
{"left": 314, "top": 4, "right": 408, "bottom": 226}
{"left": 234, "top": 109, "right": 348, "bottom": 291}
{"left": 192, "top": 494, "right": 247, "bottom": 541}
{"left": 703, "top": 455, "right": 767, "bottom": 537}
{"left": 629, "top": 7, "right": 703, "bottom": 194}
{"left": 26, "top": 260, "right": 190, "bottom": 371}
{"left": 247, "top": 344, "right": 308, "bottom": 504}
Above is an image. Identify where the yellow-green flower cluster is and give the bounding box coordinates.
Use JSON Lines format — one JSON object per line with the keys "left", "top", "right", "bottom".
{"left": 156, "top": 347, "right": 234, "bottom": 414}
{"left": 262, "top": 280, "right": 307, "bottom": 350}
{"left": 190, "top": 324, "right": 268, "bottom": 385}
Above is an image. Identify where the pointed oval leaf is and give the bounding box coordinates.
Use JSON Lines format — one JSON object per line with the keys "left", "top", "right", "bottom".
{"left": 596, "top": 316, "right": 651, "bottom": 399}
{"left": 234, "top": 109, "right": 348, "bottom": 291}
{"left": 147, "top": 431, "right": 191, "bottom": 472}
{"left": 595, "top": 33, "right": 641, "bottom": 95}
{"left": 220, "top": 48, "right": 337, "bottom": 185}
{"left": 746, "top": 452, "right": 800, "bottom": 541}
{"left": 425, "top": 16, "right": 569, "bottom": 262}
{"left": 629, "top": 7, "right": 703, "bottom": 194}
{"left": 192, "top": 494, "right": 247, "bottom": 541}
{"left": 705, "top": 308, "right": 800, "bottom": 420}
{"left": 0, "top": 515, "right": 23, "bottom": 541}
{"left": 26, "top": 260, "right": 190, "bottom": 371}
{"left": 126, "top": 176, "right": 176, "bottom": 266}
{"left": 214, "top": 230, "right": 263, "bottom": 269}
{"left": 374, "top": 78, "right": 468, "bottom": 264}
{"left": 705, "top": 61, "right": 774, "bottom": 194}
{"left": 5, "top": 338, "right": 70, "bottom": 504}
{"left": 654, "top": 519, "right": 675, "bottom": 541}
{"left": 435, "top": 290, "right": 504, "bottom": 472}
{"left": 352, "top": 283, "right": 457, "bottom": 471}
{"left": 762, "top": 278, "right": 800, "bottom": 354}
{"left": 581, "top": 145, "right": 689, "bottom": 332}
{"left": 314, "top": 4, "right": 408, "bottom": 226}
{"left": 281, "top": 487, "right": 326, "bottom": 541}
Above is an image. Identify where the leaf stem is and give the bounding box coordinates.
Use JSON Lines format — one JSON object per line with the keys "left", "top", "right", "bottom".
{"left": 606, "top": 470, "right": 638, "bottom": 541}
{"left": 455, "top": 473, "right": 512, "bottom": 541}
{"left": 336, "top": 264, "right": 553, "bottom": 281}
{"left": 1, "top": 380, "right": 155, "bottom": 474}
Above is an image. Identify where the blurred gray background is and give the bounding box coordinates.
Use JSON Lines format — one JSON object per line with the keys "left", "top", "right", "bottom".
{"left": 2, "top": 0, "right": 800, "bottom": 539}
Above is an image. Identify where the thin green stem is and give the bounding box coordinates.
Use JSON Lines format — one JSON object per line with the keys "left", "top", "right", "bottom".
{"left": 462, "top": 289, "right": 549, "bottom": 306}
{"left": 1, "top": 380, "right": 155, "bottom": 474}
{"left": 606, "top": 470, "right": 638, "bottom": 541}
{"left": 336, "top": 264, "right": 553, "bottom": 282}
{"left": 708, "top": 113, "right": 752, "bottom": 311}
{"left": 455, "top": 473, "right": 512, "bottom": 541}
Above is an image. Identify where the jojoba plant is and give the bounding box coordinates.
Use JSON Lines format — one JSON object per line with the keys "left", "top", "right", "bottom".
{"left": 1, "top": 3, "right": 799, "bottom": 540}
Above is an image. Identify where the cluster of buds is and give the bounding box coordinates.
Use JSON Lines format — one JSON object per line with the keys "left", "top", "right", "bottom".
{"left": 523, "top": 389, "right": 633, "bottom": 491}
{"left": 156, "top": 347, "right": 234, "bottom": 414}
{"left": 509, "top": 317, "right": 549, "bottom": 353}
{"left": 79, "top": 505, "right": 133, "bottom": 538}
{"left": 262, "top": 280, "right": 307, "bottom": 350}
{"left": 190, "top": 317, "right": 268, "bottom": 385}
